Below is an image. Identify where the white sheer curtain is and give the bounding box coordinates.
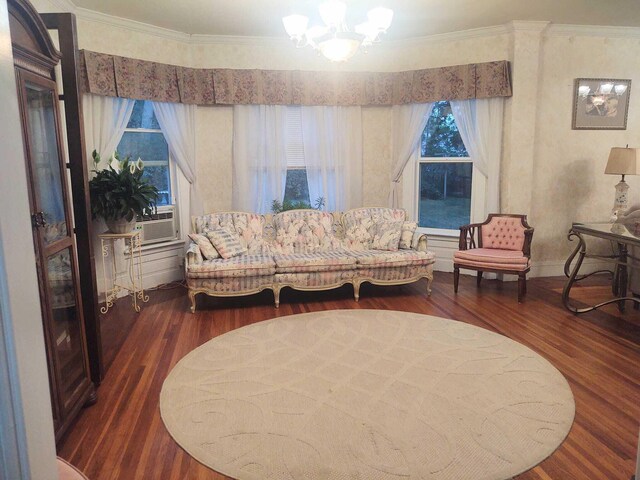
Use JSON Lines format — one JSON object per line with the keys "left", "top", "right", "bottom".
{"left": 151, "top": 101, "right": 202, "bottom": 240}
{"left": 233, "top": 105, "right": 288, "bottom": 213}
{"left": 301, "top": 106, "right": 362, "bottom": 211}
{"left": 450, "top": 98, "right": 504, "bottom": 214}
{"left": 82, "top": 93, "right": 135, "bottom": 170}
{"left": 389, "top": 103, "right": 434, "bottom": 207}
{"left": 82, "top": 94, "right": 135, "bottom": 297}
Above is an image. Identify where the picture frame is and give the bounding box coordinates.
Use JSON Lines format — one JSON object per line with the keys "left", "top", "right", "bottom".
{"left": 572, "top": 78, "right": 631, "bottom": 130}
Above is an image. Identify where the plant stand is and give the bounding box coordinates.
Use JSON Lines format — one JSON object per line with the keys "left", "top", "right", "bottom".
{"left": 98, "top": 231, "right": 148, "bottom": 313}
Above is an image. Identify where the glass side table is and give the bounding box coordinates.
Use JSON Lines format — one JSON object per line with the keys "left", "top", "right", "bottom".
{"left": 563, "top": 222, "right": 640, "bottom": 313}
{"left": 98, "top": 231, "right": 149, "bottom": 313}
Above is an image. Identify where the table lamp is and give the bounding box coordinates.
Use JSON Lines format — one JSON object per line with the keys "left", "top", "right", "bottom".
{"left": 605, "top": 146, "right": 639, "bottom": 215}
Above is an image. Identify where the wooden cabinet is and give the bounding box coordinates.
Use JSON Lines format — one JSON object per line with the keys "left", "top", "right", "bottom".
{"left": 9, "top": 0, "right": 95, "bottom": 442}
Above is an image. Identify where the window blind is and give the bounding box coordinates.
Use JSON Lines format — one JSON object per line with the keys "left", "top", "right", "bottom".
{"left": 285, "top": 106, "right": 305, "bottom": 168}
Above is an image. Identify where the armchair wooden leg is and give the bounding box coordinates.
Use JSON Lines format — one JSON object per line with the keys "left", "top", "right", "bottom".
{"left": 454, "top": 265, "right": 460, "bottom": 293}
{"left": 518, "top": 273, "right": 526, "bottom": 303}
{"left": 477, "top": 271, "right": 483, "bottom": 287}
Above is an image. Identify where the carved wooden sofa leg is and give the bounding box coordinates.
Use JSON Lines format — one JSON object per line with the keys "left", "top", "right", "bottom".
{"left": 273, "top": 286, "right": 282, "bottom": 308}
{"left": 353, "top": 280, "right": 361, "bottom": 302}
{"left": 189, "top": 290, "right": 198, "bottom": 314}
{"left": 426, "top": 275, "right": 433, "bottom": 296}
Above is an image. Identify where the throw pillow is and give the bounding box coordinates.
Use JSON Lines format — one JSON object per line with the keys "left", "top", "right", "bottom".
{"left": 188, "top": 233, "right": 220, "bottom": 260}
{"left": 206, "top": 228, "right": 248, "bottom": 259}
{"left": 370, "top": 219, "right": 403, "bottom": 251}
{"left": 399, "top": 221, "right": 418, "bottom": 249}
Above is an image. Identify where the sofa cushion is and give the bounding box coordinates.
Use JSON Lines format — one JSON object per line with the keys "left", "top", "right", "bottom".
{"left": 343, "top": 207, "right": 406, "bottom": 250}
{"left": 188, "top": 233, "right": 220, "bottom": 260}
{"left": 351, "top": 249, "right": 435, "bottom": 268}
{"left": 274, "top": 250, "right": 357, "bottom": 273}
{"left": 370, "top": 219, "right": 403, "bottom": 251}
{"left": 195, "top": 212, "right": 270, "bottom": 255}
{"left": 399, "top": 221, "right": 418, "bottom": 249}
{"left": 206, "top": 228, "right": 248, "bottom": 259}
{"left": 231, "top": 213, "right": 270, "bottom": 254}
{"left": 187, "top": 255, "right": 275, "bottom": 278}
{"left": 273, "top": 210, "right": 342, "bottom": 254}
{"left": 195, "top": 212, "right": 235, "bottom": 234}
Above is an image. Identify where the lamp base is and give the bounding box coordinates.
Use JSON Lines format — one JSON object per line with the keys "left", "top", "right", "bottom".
{"left": 612, "top": 177, "right": 630, "bottom": 216}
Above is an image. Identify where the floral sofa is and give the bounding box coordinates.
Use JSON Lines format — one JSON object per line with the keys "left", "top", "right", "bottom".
{"left": 185, "top": 208, "right": 435, "bottom": 313}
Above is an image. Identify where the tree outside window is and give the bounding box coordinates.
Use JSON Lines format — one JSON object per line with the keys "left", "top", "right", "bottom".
{"left": 418, "top": 101, "right": 472, "bottom": 230}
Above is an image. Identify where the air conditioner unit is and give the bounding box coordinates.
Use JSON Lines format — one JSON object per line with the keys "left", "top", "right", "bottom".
{"left": 134, "top": 206, "right": 178, "bottom": 245}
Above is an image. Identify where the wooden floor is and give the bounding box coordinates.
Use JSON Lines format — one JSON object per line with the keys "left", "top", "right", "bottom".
{"left": 58, "top": 272, "right": 640, "bottom": 480}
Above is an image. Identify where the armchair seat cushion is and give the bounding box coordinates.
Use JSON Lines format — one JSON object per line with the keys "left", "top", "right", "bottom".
{"left": 274, "top": 250, "right": 357, "bottom": 273}
{"left": 454, "top": 248, "right": 530, "bottom": 271}
{"left": 352, "top": 249, "right": 435, "bottom": 269}
{"left": 187, "top": 255, "right": 276, "bottom": 279}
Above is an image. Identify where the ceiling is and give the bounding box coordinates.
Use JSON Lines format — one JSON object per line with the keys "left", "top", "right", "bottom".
{"left": 71, "top": 0, "right": 640, "bottom": 38}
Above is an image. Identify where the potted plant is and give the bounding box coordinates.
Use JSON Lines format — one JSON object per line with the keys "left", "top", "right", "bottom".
{"left": 89, "top": 150, "right": 159, "bottom": 234}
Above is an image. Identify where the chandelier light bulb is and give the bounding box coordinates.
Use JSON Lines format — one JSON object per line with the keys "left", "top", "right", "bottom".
{"left": 367, "top": 7, "right": 394, "bottom": 31}
{"left": 318, "top": 36, "right": 361, "bottom": 62}
{"left": 319, "top": 0, "right": 347, "bottom": 27}
{"left": 355, "top": 21, "right": 379, "bottom": 44}
{"left": 282, "top": 14, "right": 309, "bottom": 38}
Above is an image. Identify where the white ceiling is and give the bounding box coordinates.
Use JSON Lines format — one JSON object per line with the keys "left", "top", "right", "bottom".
{"left": 71, "top": 0, "right": 640, "bottom": 38}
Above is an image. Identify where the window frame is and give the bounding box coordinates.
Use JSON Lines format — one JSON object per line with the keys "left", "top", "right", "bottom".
{"left": 412, "top": 156, "right": 486, "bottom": 237}
{"left": 402, "top": 109, "right": 486, "bottom": 238}
{"left": 282, "top": 106, "right": 311, "bottom": 205}
{"left": 118, "top": 107, "right": 176, "bottom": 208}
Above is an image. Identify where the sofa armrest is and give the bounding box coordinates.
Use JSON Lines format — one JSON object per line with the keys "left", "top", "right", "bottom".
{"left": 414, "top": 233, "right": 429, "bottom": 252}
{"left": 186, "top": 241, "right": 203, "bottom": 268}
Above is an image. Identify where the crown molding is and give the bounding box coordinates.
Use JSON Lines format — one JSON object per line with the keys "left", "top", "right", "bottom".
{"left": 189, "top": 34, "right": 290, "bottom": 47}
{"left": 74, "top": 6, "right": 191, "bottom": 42}
{"left": 545, "top": 23, "right": 640, "bottom": 39}
{"left": 41, "top": 1, "right": 640, "bottom": 49}
{"left": 382, "top": 24, "right": 510, "bottom": 49}
{"left": 509, "top": 20, "right": 551, "bottom": 33}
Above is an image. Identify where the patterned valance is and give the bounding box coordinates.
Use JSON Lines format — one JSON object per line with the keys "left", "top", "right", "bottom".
{"left": 80, "top": 50, "right": 511, "bottom": 106}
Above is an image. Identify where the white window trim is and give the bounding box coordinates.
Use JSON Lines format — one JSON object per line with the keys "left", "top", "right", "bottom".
{"left": 401, "top": 135, "right": 488, "bottom": 273}
{"left": 119, "top": 107, "right": 180, "bottom": 246}
{"left": 403, "top": 152, "right": 486, "bottom": 234}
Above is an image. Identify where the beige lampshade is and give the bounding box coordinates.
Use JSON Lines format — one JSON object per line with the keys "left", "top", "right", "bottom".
{"left": 605, "top": 147, "right": 640, "bottom": 175}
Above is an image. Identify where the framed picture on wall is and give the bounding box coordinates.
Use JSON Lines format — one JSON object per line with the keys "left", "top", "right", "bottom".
{"left": 572, "top": 78, "right": 631, "bottom": 130}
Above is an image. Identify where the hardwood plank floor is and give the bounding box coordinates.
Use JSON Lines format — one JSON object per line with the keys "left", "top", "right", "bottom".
{"left": 59, "top": 272, "right": 640, "bottom": 479}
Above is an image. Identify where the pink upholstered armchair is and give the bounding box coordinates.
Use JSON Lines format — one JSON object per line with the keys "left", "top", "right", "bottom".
{"left": 453, "top": 214, "right": 534, "bottom": 302}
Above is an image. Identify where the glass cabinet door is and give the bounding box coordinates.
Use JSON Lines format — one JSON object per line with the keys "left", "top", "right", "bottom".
{"left": 20, "top": 74, "right": 92, "bottom": 425}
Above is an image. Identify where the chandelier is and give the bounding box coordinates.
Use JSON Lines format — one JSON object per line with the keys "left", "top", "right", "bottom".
{"left": 282, "top": 1, "right": 393, "bottom": 62}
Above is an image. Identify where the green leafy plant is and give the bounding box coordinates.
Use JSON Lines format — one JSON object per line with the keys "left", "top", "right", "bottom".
{"left": 89, "top": 150, "right": 159, "bottom": 221}
{"left": 271, "top": 197, "right": 326, "bottom": 214}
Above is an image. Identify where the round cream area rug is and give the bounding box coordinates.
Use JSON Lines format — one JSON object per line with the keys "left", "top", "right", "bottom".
{"left": 160, "top": 310, "right": 575, "bottom": 480}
